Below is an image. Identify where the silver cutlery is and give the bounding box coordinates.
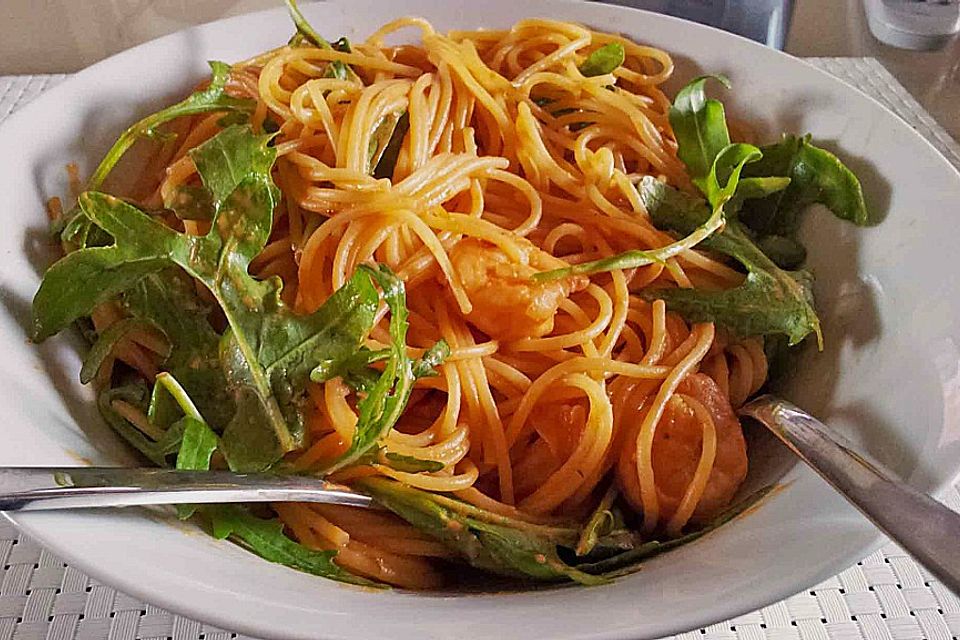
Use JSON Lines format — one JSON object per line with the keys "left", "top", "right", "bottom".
{"left": 0, "top": 467, "right": 375, "bottom": 511}
{"left": 741, "top": 395, "right": 960, "bottom": 596}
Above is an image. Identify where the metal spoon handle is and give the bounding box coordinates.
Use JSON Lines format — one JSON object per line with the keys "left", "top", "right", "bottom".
{"left": 740, "top": 395, "right": 960, "bottom": 595}
{"left": 0, "top": 467, "right": 375, "bottom": 511}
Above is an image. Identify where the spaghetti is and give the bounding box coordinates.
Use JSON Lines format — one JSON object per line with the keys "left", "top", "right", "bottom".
{"left": 186, "top": 17, "right": 748, "bottom": 588}
{"left": 34, "top": 6, "right": 869, "bottom": 590}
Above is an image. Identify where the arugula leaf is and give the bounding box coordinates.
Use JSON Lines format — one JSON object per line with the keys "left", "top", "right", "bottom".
{"left": 731, "top": 176, "right": 791, "bottom": 208}
{"left": 216, "top": 266, "right": 379, "bottom": 471}
{"left": 702, "top": 143, "right": 762, "bottom": 208}
{"left": 574, "top": 484, "right": 621, "bottom": 556}
{"left": 259, "top": 270, "right": 379, "bottom": 429}
{"left": 43, "top": 178, "right": 303, "bottom": 467}
{"left": 148, "top": 374, "right": 220, "bottom": 507}
{"left": 164, "top": 185, "right": 215, "bottom": 221}
{"left": 469, "top": 520, "right": 605, "bottom": 584}
{"left": 284, "top": 0, "right": 333, "bottom": 49}
{"left": 579, "top": 43, "right": 625, "bottom": 77}
{"left": 155, "top": 371, "right": 205, "bottom": 420}
{"left": 284, "top": 0, "right": 352, "bottom": 81}
{"left": 312, "top": 336, "right": 447, "bottom": 401}
{"left": 207, "top": 505, "right": 374, "bottom": 586}
{"left": 97, "top": 383, "right": 187, "bottom": 466}
{"left": 739, "top": 134, "right": 869, "bottom": 235}
{"left": 311, "top": 347, "right": 388, "bottom": 391}
{"left": 359, "top": 478, "right": 605, "bottom": 585}
{"left": 59, "top": 61, "right": 254, "bottom": 249}
{"left": 34, "top": 125, "right": 381, "bottom": 471}
{"left": 174, "top": 415, "right": 219, "bottom": 519}
{"left": 367, "top": 113, "right": 403, "bottom": 174}
{"left": 383, "top": 452, "right": 444, "bottom": 473}
{"left": 326, "top": 36, "right": 352, "bottom": 81}
{"left": 59, "top": 208, "right": 113, "bottom": 251}
{"left": 148, "top": 378, "right": 183, "bottom": 432}
{"left": 576, "top": 486, "right": 774, "bottom": 576}
{"left": 324, "top": 266, "right": 425, "bottom": 472}
{"left": 123, "top": 269, "right": 233, "bottom": 429}
{"left": 89, "top": 61, "right": 254, "bottom": 190}
{"left": 757, "top": 234, "right": 806, "bottom": 270}
{"left": 668, "top": 75, "right": 732, "bottom": 189}
{"left": 370, "top": 112, "right": 410, "bottom": 179}
{"left": 412, "top": 340, "right": 450, "bottom": 379}
{"left": 648, "top": 226, "right": 820, "bottom": 346}
{"left": 639, "top": 177, "right": 821, "bottom": 345}
{"left": 535, "top": 142, "right": 758, "bottom": 281}
{"left": 32, "top": 210, "right": 173, "bottom": 341}
{"left": 79, "top": 318, "right": 166, "bottom": 385}
{"left": 35, "top": 122, "right": 279, "bottom": 342}
{"left": 190, "top": 124, "right": 277, "bottom": 207}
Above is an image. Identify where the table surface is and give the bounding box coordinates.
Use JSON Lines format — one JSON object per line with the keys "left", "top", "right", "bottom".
{"left": 1, "top": 0, "right": 959, "bottom": 139}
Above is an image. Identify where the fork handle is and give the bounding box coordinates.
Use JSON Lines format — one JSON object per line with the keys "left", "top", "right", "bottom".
{"left": 0, "top": 467, "right": 375, "bottom": 511}
{"left": 740, "top": 395, "right": 960, "bottom": 597}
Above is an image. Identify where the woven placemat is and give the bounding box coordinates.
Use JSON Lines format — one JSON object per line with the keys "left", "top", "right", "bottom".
{"left": 2, "top": 58, "right": 959, "bottom": 640}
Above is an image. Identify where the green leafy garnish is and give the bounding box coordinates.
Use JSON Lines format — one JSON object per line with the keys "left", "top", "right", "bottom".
{"left": 123, "top": 269, "right": 232, "bottom": 429}
{"left": 284, "top": 0, "right": 351, "bottom": 80}
{"left": 630, "top": 74, "right": 870, "bottom": 346}
{"left": 327, "top": 37, "right": 352, "bottom": 81}
{"left": 208, "top": 505, "right": 374, "bottom": 586}
{"left": 371, "top": 112, "right": 410, "bottom": 179}
{"left": 574, "top": 484, "right": 621, "bottom": 556}
{"left": 359, "top": 478, "right": 605, "bottom": 585}
{"left": 324, "top": 266, "right": 447, "bottom": 473}
{"left": 162, "top": 373, "right": 219, "bottom": 519}
{"left": 535, "top": 141, "right": 758, "bottom": 281}
{"left": 89, "top": 61, "right": 254, "bottom": 190}
{"left": 173, "top": 417, "right": 218, "bottom": 520}
{"left": 620, "top": 76, "right": 866, "bottom": 345}
{"left": 33, "top": 125, "right": 380, "bottom": 471}
{"left": 139, "top": 372, "right": 221, "bottom": 518}
{"left": 97, "top": 383, "right": 186, "bottom": 466}
{"left": 164, "top": 185, "right": 215, "bottom": 221}
{"left": 367, "top": 112, "right": 404, "bottom": 174}
{"left": 729, "top": 176, "right": 791, "bottom": 211}
{"left": 640, "top": 177, "right": 821, "bottom": 346}
{"left": 383, "top": 452, "right": 444, "bottom": 473}
{"left": 739, "top": 134, "right": 869, "bottom": 235}
{"left": 579, "top": 43, "right": 625, "bottom": 77}
{"left": 668, "top": 75, "right": 732, "bottom": 189}
{"left": 284, "top": 0, "right": 333, "bottom": 49}
{"left": 575, "top": 486, "right": 774, "bottom": 576}
{"left": 412, "top": 340, "right": 450, "bottom": 379}
{"left": 219, "top": 267, "right": 379, "bottom": 471}
{"left": 79, "top": 317, "right": 166, "bottom": 385}
{"left": 155, "top": 371, "right": 205, "bottom": 420}
{"left": 189, "top": 123, "right": 278, "bottom": 206}
{"left": 756, "top": 234, "right": 807, "bottom": 270}
{"left": 310, "top": 347, "right": 388, "bottom": 392}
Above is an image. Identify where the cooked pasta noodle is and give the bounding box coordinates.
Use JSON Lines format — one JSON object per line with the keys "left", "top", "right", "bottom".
{"left": 195, "top": 16, "right": 752, "bottom": 586}
{"left": 43, "top": 10, "right": 872, "bottom": 591}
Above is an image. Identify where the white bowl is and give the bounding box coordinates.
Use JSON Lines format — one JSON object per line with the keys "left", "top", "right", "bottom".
{"left": 2, "top": 1, "right": 960, "bottom": 638}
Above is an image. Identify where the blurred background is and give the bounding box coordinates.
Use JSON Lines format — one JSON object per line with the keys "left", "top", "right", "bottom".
{"left": 1, "top": 0, "right": 957, "bottom": 137}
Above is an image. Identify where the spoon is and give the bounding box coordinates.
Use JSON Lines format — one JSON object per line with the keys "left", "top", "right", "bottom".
{"left": 740, "top": 394, "right": 960, "bottom": 596}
